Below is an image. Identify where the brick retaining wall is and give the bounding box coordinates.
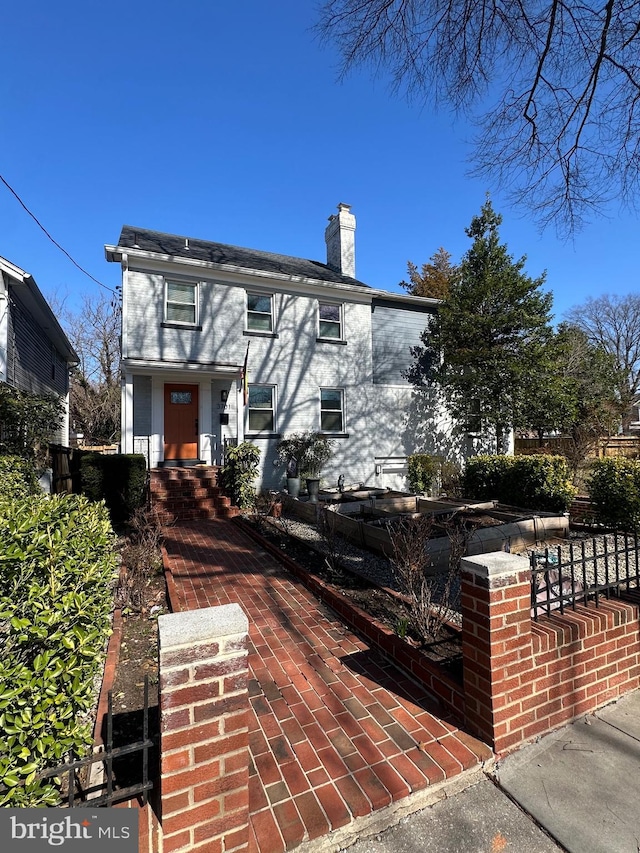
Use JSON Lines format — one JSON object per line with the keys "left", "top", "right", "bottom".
{"left": 461, "top": 553, "right": 640, "bottom": 754}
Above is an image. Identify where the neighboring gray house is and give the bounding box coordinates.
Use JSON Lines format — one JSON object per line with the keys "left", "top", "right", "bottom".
{"left": 0, "top": 255, "right": 77, "bottom": 445}
{"left": 106, "top": 204, "right": 467, "bottom": 490}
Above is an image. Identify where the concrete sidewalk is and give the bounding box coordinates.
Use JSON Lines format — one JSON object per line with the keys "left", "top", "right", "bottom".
{"left": 331, "top": 777, "right": 562, "bottom": 853}
{"left": 337, "top": 690, "right": 640, "bottom": 853}
{"left": 496, "top": 689, "right": 640, "bottom": 853}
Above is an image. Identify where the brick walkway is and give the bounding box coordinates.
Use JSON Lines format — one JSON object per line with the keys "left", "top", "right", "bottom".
{"left": 162, "top": 519, "right": 491, "bottom": 853}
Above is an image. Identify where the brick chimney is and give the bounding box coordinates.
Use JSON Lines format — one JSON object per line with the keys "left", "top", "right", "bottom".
{"left": 325, "top": 203, "right": 356, "bottom": 278}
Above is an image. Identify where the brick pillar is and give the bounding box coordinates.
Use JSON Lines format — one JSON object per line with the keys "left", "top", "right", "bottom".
{"left": 158, "top": 604, "right": 249, "bottom": 853}
{"left": 461, "top": 552, "right": 534, "bottom": 754}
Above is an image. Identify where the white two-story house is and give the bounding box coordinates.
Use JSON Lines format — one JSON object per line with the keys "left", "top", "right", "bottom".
{"left": 106, "top": 204, "right": 465, "bottom": 490}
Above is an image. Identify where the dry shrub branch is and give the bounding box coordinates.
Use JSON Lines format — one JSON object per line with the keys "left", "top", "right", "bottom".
{"left": 388, "top": 514, "right": 470, "bottom": 641}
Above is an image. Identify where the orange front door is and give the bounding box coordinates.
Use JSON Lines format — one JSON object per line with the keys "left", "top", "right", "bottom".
{"left": 164, "top": 384, "right": 199, "bottom": 460}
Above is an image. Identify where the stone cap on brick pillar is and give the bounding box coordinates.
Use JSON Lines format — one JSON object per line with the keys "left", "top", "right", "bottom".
{"left": 158, "top": 603, "right": 248, "bottom": 648}
{"left": 462, "top": 551, "right": 530, "bottom": 586}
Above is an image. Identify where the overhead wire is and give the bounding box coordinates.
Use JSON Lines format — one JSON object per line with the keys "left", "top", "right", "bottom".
{"left": 0, "top": 172, "right": 118, "bottom": 295}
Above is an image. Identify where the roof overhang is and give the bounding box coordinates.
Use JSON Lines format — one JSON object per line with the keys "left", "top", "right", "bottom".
{"left": 0, "top": 256, "right": 79, "bottom": 365}
{"left": 122, "top": 357, "right": 242, "bottom": 376}
{"left": 106, "top": 244, "right": 441, "bottom": 310}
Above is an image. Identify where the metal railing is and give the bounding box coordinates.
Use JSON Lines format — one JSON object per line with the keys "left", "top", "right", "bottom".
{"left": 531, "top": 533, "right": 640, "bottom": 621}
{"left": 0, "top": 676, "right": 156, "bottom": 807}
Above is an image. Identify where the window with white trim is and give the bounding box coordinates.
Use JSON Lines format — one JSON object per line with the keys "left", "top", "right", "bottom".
{"left": 318, "top": 302, "right": 342, "bottom": 340}
{"left": 246, "top": 293, "right": 273, "bottom": 332}
{"left": 165, "top": 280, "right": 198, "bottom": 325}
{"left": 247, "top": 384, "right": 275, "bottom": 432}
{"left": 320, "top": 388, "right": 344, "bottom": 432}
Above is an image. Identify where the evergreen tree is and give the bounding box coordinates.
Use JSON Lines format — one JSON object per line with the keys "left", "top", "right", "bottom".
{"left": 407, "top": 199, "right": 553, "bottom": 452}
{"left": 518, "top": 324, "right": 623, "bottom": 474}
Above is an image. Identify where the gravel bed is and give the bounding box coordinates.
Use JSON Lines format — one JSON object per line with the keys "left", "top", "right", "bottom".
{"left": 274, "top": 515, "right": 399, "bottom": 590}
{"left": 272, "top": 516, "right": 640, "bottom": 623}
{"left": 527, "top": 530, "right": 640, "bottom": 589}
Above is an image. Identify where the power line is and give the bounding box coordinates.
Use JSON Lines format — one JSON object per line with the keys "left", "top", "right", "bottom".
{"left": 0, "top": 173, "right": 117, "bottom": 295}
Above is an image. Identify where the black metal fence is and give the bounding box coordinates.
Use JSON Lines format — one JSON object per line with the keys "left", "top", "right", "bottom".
{"left": 530, "top": 533, "right": 640, "bottom": 621}
{"left": 0, "top": 677, "right": 156, "bottom": 807}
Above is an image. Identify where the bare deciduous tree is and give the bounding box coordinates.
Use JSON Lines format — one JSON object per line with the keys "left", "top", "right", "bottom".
{"left": 565, "top": 294, "right": 640, "bottom": 432}
{"left": 63, "top": 294, "right": 121, "bottom": 445}
{"left": 316, "top": 0, "right": 640, "bottom": 235}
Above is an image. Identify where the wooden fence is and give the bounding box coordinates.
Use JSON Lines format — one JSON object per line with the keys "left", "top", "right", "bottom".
{"left": 515, "top": 435, "right": 640, "bottom": 459}
{"left": 49, "top": 444, "right": 72, "bottom": 494}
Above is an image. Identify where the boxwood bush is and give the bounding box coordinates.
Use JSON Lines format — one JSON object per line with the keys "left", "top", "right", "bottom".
{"left": 75, "top": 452, "right": 147, "bottom": 524}
{"left": 589, "top": 458, "right": 640, "bottom": 531}
{"left": 463, "top": 454, "right": 576, "bottom": 512}
{"left": 0, "top": 494, "right": 117, "bottom": 805}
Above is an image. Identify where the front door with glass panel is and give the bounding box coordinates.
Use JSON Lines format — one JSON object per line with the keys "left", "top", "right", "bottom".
{"left": 164, "top": 384, "right": 199, "bottom": 460}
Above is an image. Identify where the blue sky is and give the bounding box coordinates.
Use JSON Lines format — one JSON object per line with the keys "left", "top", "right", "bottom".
{"left": 1, "top": 1, "right": 637, "bottom": 323}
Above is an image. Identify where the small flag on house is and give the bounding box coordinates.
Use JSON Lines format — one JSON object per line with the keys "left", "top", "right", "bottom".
{"left": 242, "top": 341, "right": 250, "bottom": 406}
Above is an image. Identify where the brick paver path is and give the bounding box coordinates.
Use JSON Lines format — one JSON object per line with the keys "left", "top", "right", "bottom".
{"left": 163, "top": 519, "right": 491, "bottom": 852}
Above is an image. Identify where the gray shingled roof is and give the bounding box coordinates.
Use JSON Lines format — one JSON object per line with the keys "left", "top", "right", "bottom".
{"left": 117, "top": 226, "right": 371, "bottom": 288}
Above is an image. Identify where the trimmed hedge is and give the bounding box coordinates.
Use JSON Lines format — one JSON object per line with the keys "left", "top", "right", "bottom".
{"left": 0, "top": 494, "right": 116, "bottom": 805}
{"left": 589, "top": 458, "right": 640, "bottom": 531}
{"left": 463, "top": 454, "right": 576, "bottom": 512}
{"left": 0, "top": 456, "right": 39, "bottom": 501}
{"left": 74, "top": 452, "right": 147, "bottom": 523}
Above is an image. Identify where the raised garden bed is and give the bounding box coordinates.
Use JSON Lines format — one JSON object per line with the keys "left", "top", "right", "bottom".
{"left": 283, "top": 494, "right": 568, "bottom": 571}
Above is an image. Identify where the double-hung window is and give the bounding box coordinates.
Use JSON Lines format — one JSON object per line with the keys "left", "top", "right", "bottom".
{"left": 466, "top": 398, "right": 482, "bottom": 433}
{"left": 246, "top": 293, "right": 273, "bottom": 332}
{"left": 247, "top": 384, "right": 275, "bottom": 432}
{"left": 320, "top": 388, "right": 344, "bottom": 433}
{"left": 318, "top": 302, "right": 342, "bottom": 340}
{"left": 165, "top": 280, "right": 198, "bottom": 325}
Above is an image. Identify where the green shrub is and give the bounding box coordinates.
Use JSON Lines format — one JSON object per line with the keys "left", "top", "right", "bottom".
{"left": 407, "top": 454, "right": 440, "bottom": 494}
{"left": 219, "top": 442, "right": 261, "bottom": 508}
{"left": 0, "top": 494, "right": 117, "bottom": 805}
{"left": 462, "top": 455, "right": 511, "bottom": 500}
{"left": 76, "top": 453, "right": 147, "bottom": 523}
{"left": 463, "top": 454, "right": 576, "bottom": 512}
{"left": 589, "top": 458, "right": 640, "bottom": 531}
{"left": 0, "top": 384, "right": 63, "bottom": 464}
{"left": 0, "top": 456, "right": 39, "bottom": 502}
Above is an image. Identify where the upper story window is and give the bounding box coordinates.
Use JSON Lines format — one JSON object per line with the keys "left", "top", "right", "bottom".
{"left": 165, "top": 280, "right": 198, "bottom": 325}
{"left": 318, "top": 302, "right": 342, "bottom": 340}
{"left": 320, "top": 388, "right": 344, "bottom": 433}
{"left": 466, "top": 398, "right": 482, "bottom": 434}
{"left": 247, "top": 384, "right": 275, "bottom": 432}
{"left": 246, "top": 293, "right": 273, "bottom": 332}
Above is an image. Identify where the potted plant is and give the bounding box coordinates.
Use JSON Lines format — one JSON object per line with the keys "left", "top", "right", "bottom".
{"left": 276, "top": 433, "right": 308, "bottom": 498}
{"left": 299, "top": 432, "right": 334, "bottom": 503}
